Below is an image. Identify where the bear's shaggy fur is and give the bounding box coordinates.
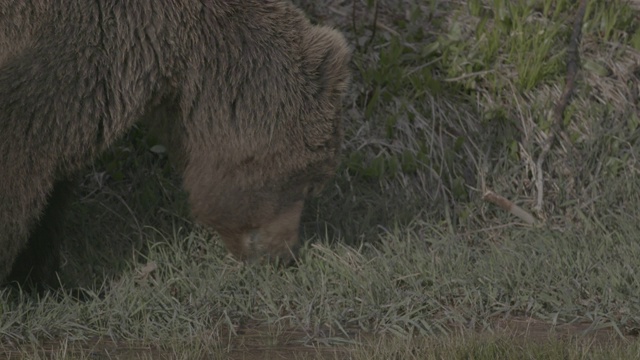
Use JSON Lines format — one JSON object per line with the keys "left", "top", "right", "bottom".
{"left": 0, "top": 0, "right": 351, "bottom": 287}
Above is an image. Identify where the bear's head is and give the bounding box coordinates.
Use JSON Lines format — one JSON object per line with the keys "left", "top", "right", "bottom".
{"left": 184, "top": 25, "right": 351, "bottom": 263}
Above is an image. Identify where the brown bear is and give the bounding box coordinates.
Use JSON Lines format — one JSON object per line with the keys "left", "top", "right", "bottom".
{"left": 0, "top": 0, "right": 351, "bottom": 288}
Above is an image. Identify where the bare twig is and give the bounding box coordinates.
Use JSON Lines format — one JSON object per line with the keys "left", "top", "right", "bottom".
{"left": 330, "top": 6, "right": 400, "bottom": 38}
{"left": 484, "top": 190, "right": 536, "bottom": 225}
{"left": 376, "top": 21, "right": 400, "bottom": 37}
{"left": 350, "top": 0, "right": 380, "bottom": 52}
{"left": 534, "top": 0, "right": 588, "bottom": 215}
{"left": 351, "top": 0, "right": 357, "bottom": 41}
{"left": 364, "top": 0, "right": 379, "bottom": 52}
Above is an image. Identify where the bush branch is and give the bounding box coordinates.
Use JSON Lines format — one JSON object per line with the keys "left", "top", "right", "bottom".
{"left": 534, "top": 0, "right": 588, "bottom": 214}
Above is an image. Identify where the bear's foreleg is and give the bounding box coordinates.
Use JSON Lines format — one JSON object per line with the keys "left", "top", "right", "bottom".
{"left": 5, "top": 180, "right": 74, "bottom": 290}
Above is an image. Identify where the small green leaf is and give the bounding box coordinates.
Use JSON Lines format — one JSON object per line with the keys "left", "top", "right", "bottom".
{"left": 583, "top": 59, "right": 610, "bottom": 77}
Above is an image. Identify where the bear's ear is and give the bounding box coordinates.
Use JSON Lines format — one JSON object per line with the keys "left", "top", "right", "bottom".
{"left": 303, "top": 27, "right": 352, "bottom": 101}
{"left": 301, "top": 26, "right": 351, "bottom": 149}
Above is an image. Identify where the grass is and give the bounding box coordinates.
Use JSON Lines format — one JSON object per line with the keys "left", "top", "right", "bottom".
{"left": 3, "top": 0, "right": 640, "bottom": 358}
{"left": 3, "top": 216, "right": 640, "bottom": 357}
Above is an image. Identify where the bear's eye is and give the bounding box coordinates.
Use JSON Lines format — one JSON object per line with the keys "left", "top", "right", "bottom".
{"left": 304, "top": 185, "right": 315, "bottom": 196}
{"left": 305, "top": 183, "right": 326, "bottom": 197}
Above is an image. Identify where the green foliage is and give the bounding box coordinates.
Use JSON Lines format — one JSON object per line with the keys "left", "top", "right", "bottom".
{"left": 631, "top": 28, "right": 640, "bottom": 50}
{"left": 585, "top": 0, "right": 639, "bottom": 42}
{"left": 439, "top": 0, "right": 568, "bottom": 91}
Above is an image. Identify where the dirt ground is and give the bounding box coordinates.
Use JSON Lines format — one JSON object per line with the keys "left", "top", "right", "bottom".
{"left": 1, "top": 318, "right": 636, "bottom": 360}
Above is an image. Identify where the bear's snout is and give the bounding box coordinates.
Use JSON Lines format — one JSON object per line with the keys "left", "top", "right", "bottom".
{"left": 218, "top": 200, "right": 304, "bottom": 263}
